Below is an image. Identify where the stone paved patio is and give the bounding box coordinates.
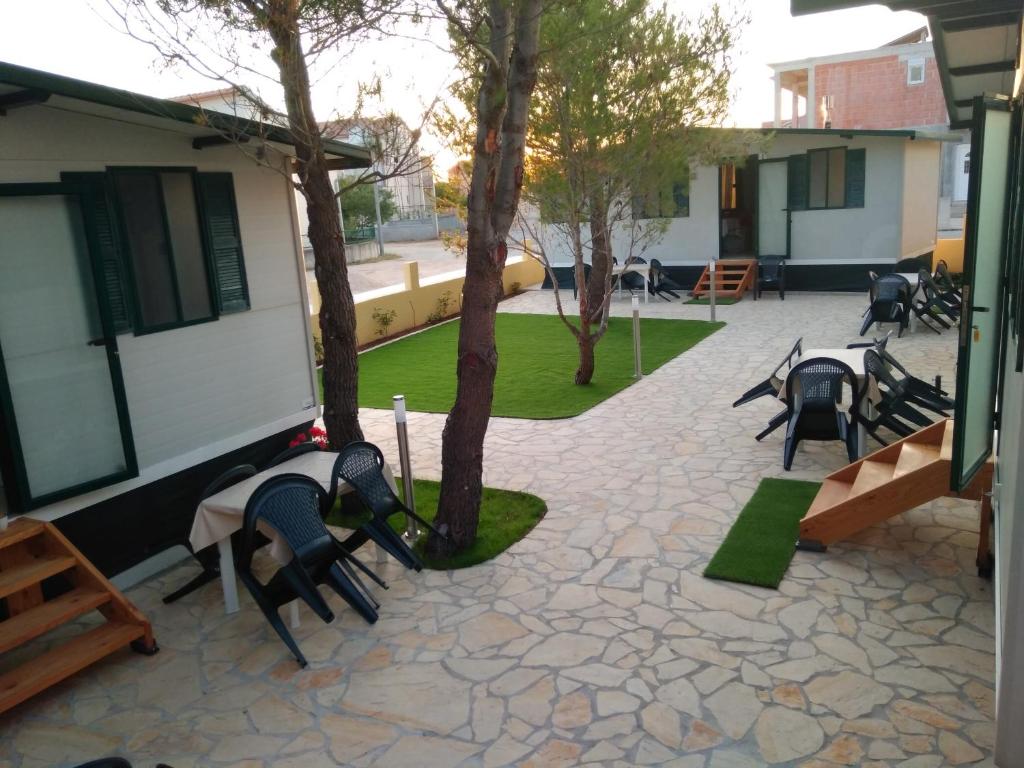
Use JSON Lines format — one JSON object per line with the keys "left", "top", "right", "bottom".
{"left": 0, "top": 290, "right": 995, "bottom": 767}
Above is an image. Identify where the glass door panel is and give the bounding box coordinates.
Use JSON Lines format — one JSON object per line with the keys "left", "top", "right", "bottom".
{"left": 758, "top": 159, "right": 789, "bottom": 258}
{"left": 0, "top": 186, "right": 136, "bottom": 508}
{"left": 952, "top": 100, "right": 1012, "bottom": 491}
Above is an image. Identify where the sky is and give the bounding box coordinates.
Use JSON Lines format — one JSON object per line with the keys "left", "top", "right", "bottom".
{"left": 1, "top": 0, "right": 927, "bottom": 172}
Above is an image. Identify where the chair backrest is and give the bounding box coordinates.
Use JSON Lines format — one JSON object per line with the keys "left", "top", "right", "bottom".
{"left": 770, "top": 337, "right": 803, "bottom": 380}
{"left": 863, "top": 348, "right": 902, "bottom": 392}
{"left": 267, "top": 441, "right": 321, "bottom": 469}
{"left": 895, "top": 256, "right": 927, "bottom": 273}
{"left": 631, "top": 256, "right": 647, "bottom": 264}
{"left": 201, "top": 464, "right": 257, "bottom": 501}
{"left": 935, "top": 261, "right": 956, "bottom": 290}
{"left": 331, "top": 441, "right": 399, "bottom": 516}
{"left": 759, "top": 256, "right": 783, "bottom": 280}
{"left": 871, "top": 273, "right": 911, "bottom": 304}
{"left": 240, "top": 474, "right": 331, "bottom": 571}
{"left": 786, "top": 357, "right": 861, "bottom": 412}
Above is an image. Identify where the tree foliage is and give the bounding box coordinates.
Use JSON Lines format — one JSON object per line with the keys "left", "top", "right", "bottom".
{"left": 339, "top": 182, "right": 396, "bottom": 226}
{"left": 522, "top": 0, "right": 749, "bottom": 384}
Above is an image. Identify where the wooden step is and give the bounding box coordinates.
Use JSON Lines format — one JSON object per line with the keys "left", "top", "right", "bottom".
{"left": 0, "top": 519, "right": 45, "bottom": 551}
{"left": 940, "top": 418, "right": 954, "bottom": 460}
{"left": 0, "top": 587, "right": 111, "bottom": 655}
{"left": 0, "top": 621, "right": 145, "bottom": 713}
{"left": 893, "top": 442, "right": 940, "bottom": 478}
{"left": 849, "top": 459, "right": 898, "bottom": 495}
{"left": 804, "top": 478, "right": 853, "bottom": 517}
{"left": 0, "top": 555, "right": 76, "bottom": 600}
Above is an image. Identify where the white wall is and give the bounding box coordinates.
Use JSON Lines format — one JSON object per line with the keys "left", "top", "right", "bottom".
{"left": 0, "top": 105, "right": 317, "bottom": 520}
{"left": 768, "top": 134, "right": 907, "bottom": 264}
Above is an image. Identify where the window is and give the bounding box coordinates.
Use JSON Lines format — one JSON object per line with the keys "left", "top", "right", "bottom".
{"left": 67, "top": 169, "right": 250, "bottom": 335}
{"left": 808, "top": 147, "right": 846, "bottom": 209}
{"left": 907, "top": 57, "right": 926, "bottom": 85}
{"left": 634, "top": 180, "right": 690, "bottom": 219}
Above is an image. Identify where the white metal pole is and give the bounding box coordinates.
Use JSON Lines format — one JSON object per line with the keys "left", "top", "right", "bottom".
{"left": 709, "top": 259, "right": 717, "bottom": 323}
{"left": 632, "top": 295, "right": 642, "bottom": 379}
{"left": 373, "top": 180, "right": 385, "bottom": 258}
{"left": 393, "top": 395, "right": 419, "bottom": 539}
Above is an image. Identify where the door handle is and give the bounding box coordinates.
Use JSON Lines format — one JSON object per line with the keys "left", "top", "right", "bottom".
{"left": 973, "top": 306, "right": 990, "bottom": 313}
{"left": 87, "top": 337, "right": 108, "bottom": 347}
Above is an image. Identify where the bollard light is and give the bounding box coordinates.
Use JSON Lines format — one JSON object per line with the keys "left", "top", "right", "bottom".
{"left": 393, "top": 395, "right": 419, "bottom": 540}
{"left": 632, "top": 295, "right": 642, "bottom": 379}
{"left": 709, "top": 259, "right": 717, "bottom": 323}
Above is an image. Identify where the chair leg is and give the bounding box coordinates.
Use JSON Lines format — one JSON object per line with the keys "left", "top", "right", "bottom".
{"left": 240, "top": 574, "right": 308, "bottom": 667}
{"left": 783, "top": 417, "right": 800, "bottom": 471}
{"left": 324, "top": 563, "right": 379, "bottom": 624}
{"left": 756, "top": 409, "right": 788, "bottom": 441}
{"left": 163, "top": 566, "right": 219, "bottom": 604}
{"left": 859, "top": 313, "right": 874, "bottom": 336}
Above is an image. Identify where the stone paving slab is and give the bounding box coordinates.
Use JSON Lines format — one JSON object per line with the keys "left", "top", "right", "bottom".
{"left": 0, "top": 290, "right": 995, "bottom": 767}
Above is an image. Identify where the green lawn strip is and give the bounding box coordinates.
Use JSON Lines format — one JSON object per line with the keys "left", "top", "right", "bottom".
{"left": 684, "top": 297, "right": 740, "bottom": 305}
{"left": 326, "top": 477, "right": 547, "bottom": 570}
{"left": 325, "top": 313, "right": 723, "bottom": 419}
{"left": 703, "top": 478, "right": 822, "bottom": 589}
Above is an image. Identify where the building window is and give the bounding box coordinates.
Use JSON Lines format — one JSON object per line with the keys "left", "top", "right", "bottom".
{"left": 907, "top": 57, "right": 926, "bottom": 85}
{"left": 634, "top": 179, "right": 690, "bottom": 219}
{"left": 808, "top": 147, "right": 847, "bottom": 209}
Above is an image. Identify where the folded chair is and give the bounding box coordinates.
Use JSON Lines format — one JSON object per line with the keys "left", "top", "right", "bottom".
{"left": 239, "top": 474, "right": 384, "bottom": 667}
{"left": 862, "top": 349, "right": 937, "bottom": 435}
{"left": 934, "top": 260, "right": 962, "bottom": 304}
{"left": 921, "top": 267, "right": 962, "bottom": 315}
{"left": 756, "top": 256, "right": 785, "bottom": 300}
{"left": 163, "top": 464, "right": 258, "bottom": 604}
{"left": 615, "top": 256, "right": 648, "bottom": 295}
{"left": 330, "top": 442, "right": 448, "bottom": 571}
{"left": 649, "top": 258, "right": 683, "bottom": 300}
{"left": 861, "top": 274, "right": 911, "bottom": 337}
{"left": 733, "top": 337, "right": 803, "bottom": 408}
{"left": 878, "top": 349, "right": 954, "bottom": 414}
{"left": 783, "top": 358, "right": 863, "bottom": 470}
{"left": 267, "top": 441, "right": 322, "bottom": 468}
{"left": 846, "top": 330, "right": 892, "bottom": 352}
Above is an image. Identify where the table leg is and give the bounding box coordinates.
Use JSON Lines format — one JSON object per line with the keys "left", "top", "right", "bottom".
{"left": 289, "top": 600, "right": 301, "bottom": 628}
{"left": 643, "top": 273, "right": 649, "bottom": 304}
{"left": 217, "top": 538, "right": 240, "bottom": 615}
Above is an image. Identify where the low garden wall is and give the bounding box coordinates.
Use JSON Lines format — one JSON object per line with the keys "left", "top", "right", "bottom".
{"left": 308, "top": 254, "right": 545, "bottom": 347}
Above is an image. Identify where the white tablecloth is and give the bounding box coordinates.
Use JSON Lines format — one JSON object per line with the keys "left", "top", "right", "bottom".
{"left": 189, "top": 449, "right": 396, "bottom": 563}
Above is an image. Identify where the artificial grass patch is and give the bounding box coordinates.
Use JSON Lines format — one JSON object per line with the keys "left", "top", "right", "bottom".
{"left": 703, "top": 478, "right": 822, "bottom": 589}
{"left": 326, "top": 477, "right": 547, "bottom": 570}
{"left": 327, "top": 312, "right": 722, "bottom": 419}
{"left": 684, "top": 297, "right": 739, "bottom": 305}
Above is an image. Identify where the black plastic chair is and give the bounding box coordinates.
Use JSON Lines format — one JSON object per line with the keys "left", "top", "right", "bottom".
{"left": 73, "top": 760, "right": 134, "bottom": 768}
{"left": 163, "top": 464, "right": 258, "bottom": 605}
{"left": 330, "top": 442, "right": 447, "bottom": 571}
{"left": 861, "top": 274, "right": 911, "bottom": 337}
{"left": 649, "top": 258, "right": 682, "bottom": 300}
{"left": 878, "top": 349, "right": 954, "bottom": 414}
{"left": 616, "top": 256, "right": 648, "bottom": 294}
{"left": 267, "top": 441, "right": 322, "bottom": 468}
{"left": 846, "top": 331, "right": 891, "bottom": 352}
{"left": 572, "top": 262, "right": 592, "bottom": 300}
{"left": 238, "top": 474, "right": 384, "bottom": 667}
{"left": 921, "top": 267, "right": 962, "bottom": 315}
{"left": 895, "top": 256, "right": 929, "bottom": 273}
{"left": 756, "top": 256, "right": 785, "bottom": 300}
{"left": 862, "top": 349, "right": 936, "bottom": 443}
{"left": 912, "top": 269, "right": 957, "bottom": 333}
{"left": 733, "top": 337, "right": 803, "bottom": 408}
{"left": 783, "top": 358, "right": 863, "bottom": 470}
{"left": 933, "top": 260, "right": 961, "bottom": 300}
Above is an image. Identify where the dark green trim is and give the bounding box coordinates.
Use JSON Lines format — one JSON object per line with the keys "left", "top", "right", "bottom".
{"left": 195, "top": 172, "right": 251, "bottom": 314}
{"left": 952, "top": 97, "right": 1012, "bottom": 492}
{"left": 948, "top": 60, "right": 1017, "bottom": 77}
{"left": 0, "top": 183, "right": 138, "bottom": 512}
{"left": 720, "top": 126, "right": 961, "bottom": 142}
{"left": 0, "top": 61, "right": 370, "bottom": 167}
{"left": 0, "top": 88, "right": 49, "bottom": 114}
{"left": 109, "top": 167, "right": 219, "bottom": 335}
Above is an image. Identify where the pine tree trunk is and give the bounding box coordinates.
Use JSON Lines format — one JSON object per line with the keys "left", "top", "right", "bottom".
{"left": 574, "top": 196, "right": 611, "bottom": 386}
{"left": 576, "top": 332, "right": 596, "bottom": 384}
{"left": 266, "top": 8, "right": 362, "bottom": 447}
{"left": 429, "top": 0, "right": 542, "bottom": 556}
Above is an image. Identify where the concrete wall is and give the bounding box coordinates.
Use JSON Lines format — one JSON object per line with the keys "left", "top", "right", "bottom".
{"left": 901, "top": 139, "right": 942, "bottom": 256}
{"left": 935, "top": 236, "right": 965, "bottom": 273}
{"left": 381, "top": 217, "right": 439, "bottom": 242}
{"left": 309, "top": 255, "right": 545, "bottom": 347}
{"left": 0, "top": 104, "right": 316, "bottom": 521}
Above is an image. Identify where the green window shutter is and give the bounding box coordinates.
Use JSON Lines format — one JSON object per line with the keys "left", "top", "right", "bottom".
{"left": 787, "top": 155, "right": 808, "bottom": 210}
{"left": 61, "top": 172, "right": 133, "bottom": 333}
{"left": 845, "top": 148, "right": 866, "bottom": 208}
{"left": 196, "top": 173, "right": 250, "bottom": 314}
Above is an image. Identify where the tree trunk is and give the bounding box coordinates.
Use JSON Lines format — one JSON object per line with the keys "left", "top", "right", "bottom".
{"left": 429, "top": 0, "right": 542, "bottom": 556}
{"left": 575, "top": 195, "right": 611, "bottom": 385}
{"left": 266, "top": 8, "right": 362, "bottom": 447}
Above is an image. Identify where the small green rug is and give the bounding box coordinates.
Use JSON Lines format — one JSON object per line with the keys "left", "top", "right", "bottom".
{"left": 703, "top": 478, "right": 822, "bottom": 588}
{"left": 685, "top": 297, "right": 739, "bottom": 305}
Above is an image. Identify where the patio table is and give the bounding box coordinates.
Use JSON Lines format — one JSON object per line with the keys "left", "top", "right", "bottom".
{"left": 189, "top": 449, "right": 397, "bottom": 616}
{"left": 779, "top": 347, "right": 882, "bottom": 459}
{"left": 611, "top": 263, "right": 650, "bottom": 304}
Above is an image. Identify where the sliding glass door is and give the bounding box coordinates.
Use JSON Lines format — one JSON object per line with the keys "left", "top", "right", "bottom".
{"left": 0, "top": 183, "right": 136, "bottom": 510}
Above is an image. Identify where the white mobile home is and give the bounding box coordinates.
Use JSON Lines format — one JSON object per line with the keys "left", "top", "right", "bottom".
{"left": 0, "top": 62, "right": 368, "bottom": 581}
{"left": 542, "top": 127, "right": 950, "bottom": 291}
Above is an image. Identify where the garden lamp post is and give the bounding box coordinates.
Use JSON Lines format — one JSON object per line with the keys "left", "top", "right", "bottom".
{"left": 709, "top": 259, "right": 717, "bottom": 322}
{"left": 393, "top": 395, "right": 419, "bottom": 539}
{"left": 632, "top": 295, "right": 642, "bottom": 379}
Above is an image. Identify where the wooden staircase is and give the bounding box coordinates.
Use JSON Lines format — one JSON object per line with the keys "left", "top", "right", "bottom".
{"left": 690, "top": 258, "right": 757, "bottom": 300}
{"left": 798, "top": 419, "right": 993, "bottom": 574}
{"left": 0, "top": 518, "right": 157, "bottom": 714}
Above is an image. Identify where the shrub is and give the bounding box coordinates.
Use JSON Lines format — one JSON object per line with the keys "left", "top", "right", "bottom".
{"left": 371, "top": 306, "right": 398, "bottom": 337}
{"left": 426, "top": 291, "right": 454, "bottom": 325}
